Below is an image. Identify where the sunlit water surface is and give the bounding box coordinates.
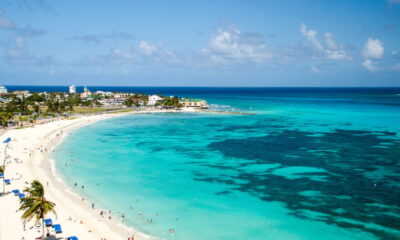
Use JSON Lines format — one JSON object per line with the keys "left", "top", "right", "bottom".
{"left": 53, "top": 88, "right": 400, "bottom": 240}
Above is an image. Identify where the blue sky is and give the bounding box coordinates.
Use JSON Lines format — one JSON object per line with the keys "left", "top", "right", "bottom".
{"left": 0, "top": 0, "right": 400, "bottom": 86}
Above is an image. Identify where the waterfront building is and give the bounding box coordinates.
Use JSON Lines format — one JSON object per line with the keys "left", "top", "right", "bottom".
{"left": 12, "top": 90, "right": 31, "bottom": 99}
{"left": 95, "top": 91, "right": 113, "bottom": 97}
{"left": 114, "top": 92, "right": 130, "bottom": 99}
{"left": 69, "top": 85, "right": 76, "bottom": 94}
{"left": 148, "top": 95, "right": 163, "bottom": 106}
{"left": 80, "top": 86, "right": 92, "bottom": 99}
{"left": 179, "top": 98, "right": 208, "bottom": 108}
{"left": 0, "top": 85, "right": 7, "bottom": 95}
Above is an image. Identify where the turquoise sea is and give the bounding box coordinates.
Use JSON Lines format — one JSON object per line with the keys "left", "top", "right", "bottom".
{"left": 51, "top": 88, "right": 400, "bottom": 240}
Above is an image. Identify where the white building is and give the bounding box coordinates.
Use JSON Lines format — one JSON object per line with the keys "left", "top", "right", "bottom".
{"left": 0, "top": 85, "right": 8, "bottom": 94}
{"left": 95, "top": 91, "right": 113, "bottom": 97}
{"left": 69, "top": 85, "right": 76, "bottom": 94}
{"left": 13, "top": 90, "right": 31, "bottom": 99}
{"left": 148, "top": 95, "right": 163, "bottom": 106}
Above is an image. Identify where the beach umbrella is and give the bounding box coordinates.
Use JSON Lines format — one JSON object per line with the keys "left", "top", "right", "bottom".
{"left": 3, "top": 137, "right": 11, "bottom": 143}
{"left": 44, "top": 218, "right": 53, "bottom": 227}
{"left": 52, "top": 224, "right": 62, "bottom": 234}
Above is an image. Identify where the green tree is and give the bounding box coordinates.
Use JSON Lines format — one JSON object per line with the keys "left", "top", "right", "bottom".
{"left": 124, "top": 98, "right": 134, "bottom": 107}
{"left": 0, "top": 112, "right": 13, "bottom": 128}
{"left": 18, "top": 115, "right": 27, "bottom": 127}
{"left": 33, "top": 104, "right": 40, "bottom": 114}
{"left": 19, "top": 180, "right": 56, "bottom": 238}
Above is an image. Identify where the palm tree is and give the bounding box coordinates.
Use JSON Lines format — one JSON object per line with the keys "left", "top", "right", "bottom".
{"left": 19, "top": 180, "right": 56, "bottom": 238}
{"left": 18, "top": 115, "right": 27, "bottom": 127}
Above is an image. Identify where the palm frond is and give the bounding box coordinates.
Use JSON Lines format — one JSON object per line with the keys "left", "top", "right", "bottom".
{"left": 19, "top": 181, "right": 56, "bottom": 225}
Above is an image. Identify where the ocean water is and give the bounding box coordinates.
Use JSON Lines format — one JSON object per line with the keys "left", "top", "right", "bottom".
{"left": 51, "top": 88, "right": 400, "bottom": 240}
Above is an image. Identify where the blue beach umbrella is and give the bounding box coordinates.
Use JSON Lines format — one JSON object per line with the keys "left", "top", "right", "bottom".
{"left": 67, "top": 236, "right": 78, "bottom": 240}
{"left": 3, "top": 137, "right": 11, "bottom": 143}
{"left": 52, "top": 224, "right": 62, "bottom": 234}
{"left": 44, "top": 218, "right": 53, "bottom": 227}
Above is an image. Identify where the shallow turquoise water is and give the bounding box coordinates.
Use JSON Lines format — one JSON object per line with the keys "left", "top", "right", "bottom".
{"left": 53, "top": 90, "right": 400, "bottom": 240}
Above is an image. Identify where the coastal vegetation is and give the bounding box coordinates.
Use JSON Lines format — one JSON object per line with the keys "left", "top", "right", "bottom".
{"left": 19, "top": 180, "right": 56, "bottom": 238}
{"left": 155, "top": 96, "right": 183, "bottom": 108}
{"left": 123, "top": 94, "right": 149, "bottom": 107}
{"left": 0, "top": 86, "right": 208, "bottom": 128}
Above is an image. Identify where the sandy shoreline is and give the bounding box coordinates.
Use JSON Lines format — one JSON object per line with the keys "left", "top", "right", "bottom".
{"left": 0, "top": 111, "right": 165, "bottom": 240}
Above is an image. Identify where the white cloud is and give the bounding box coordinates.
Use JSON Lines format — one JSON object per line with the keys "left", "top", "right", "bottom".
{"left": 300, "top": 24, "right": 349, "bottom": 60}
{"left": 138, "top": 41, "right": 157, "bottom": 56}
{"left": 206, "top": 25, "right": 273, "bottom": 62}
{"left": 362, "top": 60, "right": 378, "bottom": 71}
{"left": 324, "top": 33, "right": 348, "bottom": 60}
{"left": 300, "top": 24, "right": 323, "bottom": 51}
{"left": 324, "top": 33, "right": 337, "bottom": 49}
{"left": 362, "top": 38, "right": 384, "bottom": 59}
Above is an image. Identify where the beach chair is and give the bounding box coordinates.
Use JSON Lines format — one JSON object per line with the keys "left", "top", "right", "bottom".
{"left": 52, "top": 224, "right": 62, "bottom": 234}
{"left": 44, "top": 218, "right": 53, "bottom": 227}
{"left": 12, "top": 189, "right": 20, "bottom": 195}
{"left": 18, "top": 193, "right": 25, "bottom": 199}
{"left": 67, "top": 236, "right": 78, "bottom": 240}
{"left": 4, "top": 179, "right": 10, "bottom": 185}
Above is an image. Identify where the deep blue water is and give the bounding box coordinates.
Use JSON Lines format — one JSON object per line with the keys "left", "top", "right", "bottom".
{"left": 6, "top": 85, "right": 400, "bottom": 96}
{"left": 46, "top": 87, "right": 400, "bottom": 240}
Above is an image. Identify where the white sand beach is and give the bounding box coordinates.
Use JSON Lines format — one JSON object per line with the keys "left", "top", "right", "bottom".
{"left": 0, "top": 112, "right": 162, "bottom": 240}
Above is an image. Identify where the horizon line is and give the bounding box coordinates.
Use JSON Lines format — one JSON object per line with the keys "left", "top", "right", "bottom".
{"left": 4, "top": 85, "right": 400, "bottom": 88}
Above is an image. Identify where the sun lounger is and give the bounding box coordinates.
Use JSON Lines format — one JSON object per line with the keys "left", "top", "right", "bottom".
{"left": 44, "top": 218, "right": 53, "bottom": 227}
{"left": 67, "top": 236, "right": 78, "bottom": 240}
{"left": 12, "top": 189, "right": 20, "bottom": 195}
{"left": 52, "top": 224, "right": 62, "bottom": 234}
{"left": 4, "top": 179, "right": 10, "bottom": 185}
{"left": 18, "top": 193, "right": 25, "bottom": 199}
